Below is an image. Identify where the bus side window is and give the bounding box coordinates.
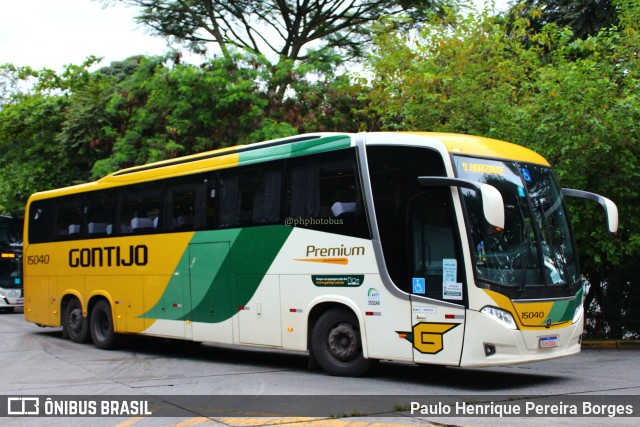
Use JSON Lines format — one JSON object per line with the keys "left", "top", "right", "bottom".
{"left": 252, "top": 167, "right": 282, "bottom": 225}
{"left": 286, "top": 149, "right": 369, "bottom": 238}
{"left": 28, "top": 199, "right": 55, "bottom": 244}
{"left": 86, "top": 189, "right": 116, "bottom": 238}
{"left": 217, "top": 160, "right": 284, "bottom": 229}
{"left": 164, "top": 176, "right": 198, "bottom": 232}
{"left": 119, "top": 183, "right": 162, "bottom": 235}
{"left": 202, "top": 174, "right": 218, "bottom": 230}
{"left": 56, "top": 196, "right": 84, "bottom": 240}
{"left": 218, "top": 170, "right": 240, "bottom": 228}
{"left": 367, "top": 145, "right": 453, "bottom": 293}
{"left": 409, "top": 191, "right": 459, "bottom": 300}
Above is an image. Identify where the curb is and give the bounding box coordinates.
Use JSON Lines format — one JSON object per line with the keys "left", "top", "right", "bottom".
{"left": 582, "top": 340, "right": 640, "bottom": 349}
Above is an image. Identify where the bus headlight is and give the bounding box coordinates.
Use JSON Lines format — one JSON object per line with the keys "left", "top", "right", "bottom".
{"left": 573, "top": 303, "right": 584, "bottom": 324}
{"left": 481, "top": 306, "right": 518, "bottom": 330}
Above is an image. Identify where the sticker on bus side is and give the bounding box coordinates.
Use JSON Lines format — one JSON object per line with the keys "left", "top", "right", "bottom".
{"left": 311, "top": 275, "right": 364, "bottom": 287}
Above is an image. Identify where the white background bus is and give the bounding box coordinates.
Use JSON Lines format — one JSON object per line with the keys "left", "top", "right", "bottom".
{"left": 0, "top": 215, "right": 23, "bottom": 313}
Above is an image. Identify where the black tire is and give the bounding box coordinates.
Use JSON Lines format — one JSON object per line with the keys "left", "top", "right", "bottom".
{"left": 89, "top": 300, "right": 121, "bottom": 350}
{"left": 64, "top": 298, "right": 89, "bottom": 343}
{"left": 311, "top": 307, "right": 375, "bottom": 377}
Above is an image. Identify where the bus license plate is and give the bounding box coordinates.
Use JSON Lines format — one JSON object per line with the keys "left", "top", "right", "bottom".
{"left": 539, "top": 336, "right": 559, "bottom": 348}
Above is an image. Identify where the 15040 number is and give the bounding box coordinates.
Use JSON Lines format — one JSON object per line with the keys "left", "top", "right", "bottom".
{"left": 521, "top": 311, "right": 545, "bottom": 320}
{"left": 27, "top": 254, "right": 50, "bottom": 265}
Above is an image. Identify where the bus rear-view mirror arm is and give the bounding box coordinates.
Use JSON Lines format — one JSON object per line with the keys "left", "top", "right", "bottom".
{"left": 418, "top": 177, "right": 505, "bottom": 230}
{"left": 562, "top": 188, "right": 619, "bottom": 235}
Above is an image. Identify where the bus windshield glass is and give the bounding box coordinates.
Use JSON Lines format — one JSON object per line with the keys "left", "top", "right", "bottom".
{"left": 454, "top": 156, "right": 578, "bottom": 288}
{"left": 0, "top": 216, "right": 22, "bottom": 247}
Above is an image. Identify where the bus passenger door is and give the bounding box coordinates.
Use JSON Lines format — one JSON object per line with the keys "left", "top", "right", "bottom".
{"left": 408, "top": 190, "right": 466, "bottom": 366}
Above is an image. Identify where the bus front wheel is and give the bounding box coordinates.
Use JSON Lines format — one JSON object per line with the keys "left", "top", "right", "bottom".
{"left": 64, "top": 298, "right": 89, "bottom": 343}
{"left": 311, "top": 307, "right": 375, "bottom": 377}
{"left": 90, "top": 300, "right": 121, "bottom": 350}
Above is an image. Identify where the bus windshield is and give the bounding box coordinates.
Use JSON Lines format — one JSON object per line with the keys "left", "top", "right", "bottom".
{"left": 454, "top": 156, "right": 579, "bottom": 289}
{"left": 0, "top": 216, "right": 22, "bottom": 247}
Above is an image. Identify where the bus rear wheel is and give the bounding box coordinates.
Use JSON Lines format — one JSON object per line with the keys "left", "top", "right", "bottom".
{"left": 64, "top": 298, "right": 89, "bottom": 343}
{"left": 311, "top": 307, "right": 375, "bottom": 377}
{"left": 90, "top": 300, "right": 121, "bottom": 350}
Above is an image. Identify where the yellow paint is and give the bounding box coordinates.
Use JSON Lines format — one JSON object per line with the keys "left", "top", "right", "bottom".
{"left": 26, "top": 151, "right": 240, "bottom": 201}
{"left": 213, "top": 418, "right": 435, "bottom": 427}
{"left": 483, "top": 289, "right": 570, "bottom": 330}
{"left": 114, "top": 417, "right": 145, "bottom": 427}
{"left": 406, "top": 132, "right": 550, "bottom": 166}
{"left": 24, "top": 232, "right": 193, "bottom": 332}
{"left": 412, "top": 322, "right": 459, "bottom": 354}
{"left": 293, "top": 258, "right": 349, "bottom": 265}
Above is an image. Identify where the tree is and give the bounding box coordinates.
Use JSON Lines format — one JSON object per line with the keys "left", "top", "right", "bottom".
{"left": 513, "top": 0, "right": 619, "bottom": 39}
{"left": 0, "top": 94, "right": 73, "bottom": 213}
{"left": 109, "top": 0, "right": 439, "bottom": 60}
{"left": 104, "top": 0, "right": 445, "bottom": 107}
{"left": 0, "top": 60, "right": 105, "bottom": 213}
{"left": 89, "top": 54, "right": 269, "bottom": 176}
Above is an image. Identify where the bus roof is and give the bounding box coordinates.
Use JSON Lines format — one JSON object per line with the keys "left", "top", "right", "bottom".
{"left": 28, "top": 132, "right": 550, "bottom": 200}
{"left": 404, "top": 132, "right": 550, "bottom": 166}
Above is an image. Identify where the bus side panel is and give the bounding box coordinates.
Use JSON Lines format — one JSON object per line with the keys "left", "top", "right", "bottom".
{"left": 280, "top": 275, "right": 310, "bottom": 351}
{"left": 143, "top": 274, "right": 186, "bottom": 337}
{"left": 25, "top": 276, "right": 50, "bottom": 326}
{"left": 237, "top": 274, "right": 282, "bottom": 347}
{"left": 272, "top": 228, "right": 414, "bottom": 361}
{"left": 363, "top": 275, "right": 413, "bottom": 362}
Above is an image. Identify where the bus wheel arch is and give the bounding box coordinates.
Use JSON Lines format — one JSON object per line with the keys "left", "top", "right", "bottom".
{"left": 308, "top": 303, "right": 375, "bottom": 377}
{"left": 61, "top": 295, "right": 89, "bottom": 343}
{"left": 88, "top": 297, "right": 122, "bottom": 350}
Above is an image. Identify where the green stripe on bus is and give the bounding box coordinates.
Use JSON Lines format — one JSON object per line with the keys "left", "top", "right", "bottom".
{"left": 143, "top": 226, "right": 293, "bottom": 324}
{"left": 238, "top": 135, "right": 352, "bottom": 165}
{"left": 546, "top": 287, "right": 582, "bottom": 324}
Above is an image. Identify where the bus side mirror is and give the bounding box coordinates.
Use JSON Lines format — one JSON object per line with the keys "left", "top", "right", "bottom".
{"left": 418, "top": 177, "right": 505, "bottom": 230}
{"left": 562, "top": 188, "right": 619, "bottom": 235}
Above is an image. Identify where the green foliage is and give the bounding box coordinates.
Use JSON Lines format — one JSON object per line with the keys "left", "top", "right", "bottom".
{"left": 92, "top": 54, "right": 268, "bottom": 176}
{"left": 512, "top": 0, "right": 619, "bottom": 40}
{"left": 0, "top": 60, "right": 105, "bottom": 213}
{"left": 0, "top": 49, "right": 366, "bottom": 215}
{"left": 0, "top": 94, "right": 72, "bottom": 213}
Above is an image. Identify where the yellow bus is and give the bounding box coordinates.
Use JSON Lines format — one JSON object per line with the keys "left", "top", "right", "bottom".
{"left": 23, "top": 132, "right": 618, "bottom": 376}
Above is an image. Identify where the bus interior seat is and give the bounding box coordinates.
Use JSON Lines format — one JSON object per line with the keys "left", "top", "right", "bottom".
{"left": 331, "top": 202, "right": 356, "bottom": 217}
{"left": 131, "top": 217, "right": 155, "bottom": 232}
{"left": 175, "top": 215, "right": 193, "bottom": 230}
{"left": 68, "top": 224, "right": 81, "bottom": 235}
{"left": 88, "top": 222, "right": 107, "bottom": 235}
{"left": 106, "top": 224, "right": 132, "bottom": 235}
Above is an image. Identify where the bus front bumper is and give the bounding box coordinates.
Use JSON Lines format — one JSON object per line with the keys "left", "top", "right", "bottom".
{"left": 459, "top": 309, "right": 583, "bottom": 367}
{"left": 0, "top": 289, "right": 24, "bottom": 308}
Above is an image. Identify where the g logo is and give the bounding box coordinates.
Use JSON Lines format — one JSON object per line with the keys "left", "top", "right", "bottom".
{"left": 412, "top": 322, "right": 460, "bottom": 354}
